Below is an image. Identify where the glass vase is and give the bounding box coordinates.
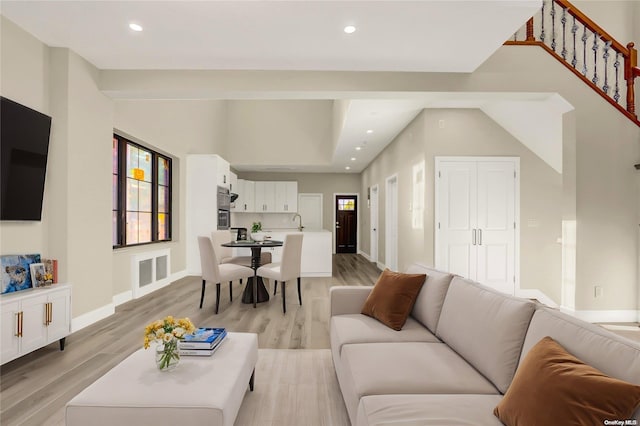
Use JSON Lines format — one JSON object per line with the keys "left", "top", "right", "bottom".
{"left": 155, "top": 338, "right": 180, "bottom": 371}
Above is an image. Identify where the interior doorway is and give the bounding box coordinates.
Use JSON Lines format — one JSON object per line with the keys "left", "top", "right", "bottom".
{"left": 385, "top": 175, "right": 398, "bottom": 271}
{"left": 335, "top": 195, "right": 357, "bottom": 253}
{"left": 370, "top": 185, "right": 379, "bottom": 264}
{"left": 435, "top": 157, "right": 519, "bottom": 295}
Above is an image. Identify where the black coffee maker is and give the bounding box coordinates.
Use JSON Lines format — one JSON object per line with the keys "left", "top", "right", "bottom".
{"left": 231, "top": 227, "right": 247, "bottom": 241}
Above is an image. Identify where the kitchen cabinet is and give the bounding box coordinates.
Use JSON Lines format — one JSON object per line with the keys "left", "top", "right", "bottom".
{"left": 254, "top": 181, "right": 276, "bottom": 212}
{"left": 238, "top": 180, "right": 297, "bottom": 213}
{"left": 229, "top": 172, "right": 238, "bottom": 194}
{"left": 232, "top": 230, "right": 331, "bottom": 277}
{"left": 1, "top": 284, "right": 71, "bottom": 365}
{"left": 233, "top": 179, "right": 255, "bottom": 212}
{"left": 216, "top": 157, "right": 231, "bottom": 189}
{"left": 274, "top": 182, "right": 298, "bottom": 212}
{"left": 186, "top": 154, "right": 231, "bottom": 274}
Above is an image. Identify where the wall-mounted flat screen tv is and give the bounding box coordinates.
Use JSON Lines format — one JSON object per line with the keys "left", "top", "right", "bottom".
{"left": 1, "top": 97, "right": 52, "bottom": 221}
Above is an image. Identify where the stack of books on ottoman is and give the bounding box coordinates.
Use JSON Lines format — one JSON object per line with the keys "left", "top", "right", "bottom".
{"left": 178, "top": 327, "right": 227, "bottom": 356}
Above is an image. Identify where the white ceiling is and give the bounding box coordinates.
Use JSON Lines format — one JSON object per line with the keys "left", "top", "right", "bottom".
{"left": 1, "top": 0, "right": 547, "bottom": 173}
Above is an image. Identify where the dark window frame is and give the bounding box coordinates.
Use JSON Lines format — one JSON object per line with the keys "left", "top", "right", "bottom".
{"left": 113, "top": 134, "right": 172, "bottom": 249}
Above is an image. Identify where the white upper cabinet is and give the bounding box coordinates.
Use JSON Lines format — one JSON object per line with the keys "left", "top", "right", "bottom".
{"left": 233, "top": 179, "right": 255, "bottom": 212}
{"left": 274, "top": 182, "right": 298, "bottom": 212}
{"left": 229, "top": 172, "right": 238, "bottom": 194}
{"left": 254, "top": 181, "right": 276, "bottom": 212}
{"left": 234, "top": 180, "right": 298, "bottom": 213}
{"left": 216, "top": 156, "right": 231, "bottom": 188}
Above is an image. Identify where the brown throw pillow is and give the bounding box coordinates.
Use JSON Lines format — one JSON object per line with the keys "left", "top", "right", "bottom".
{"left": 494, "top": 336, "right": 640, "bottom": 426}
{"left": 361, "top": 268, "right": 426, "bottom": 331}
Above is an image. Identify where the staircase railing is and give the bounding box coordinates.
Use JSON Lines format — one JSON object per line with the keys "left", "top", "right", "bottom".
{"left": 505, "top": 0, "right": 640, "bottom": 126}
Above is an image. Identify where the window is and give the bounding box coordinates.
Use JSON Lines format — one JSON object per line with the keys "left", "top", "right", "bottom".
{"left": 338, "top": 198, "right": 355, "bottom": 211}
{"left": 113, "top": 134, "right": 172, "bottom": 248}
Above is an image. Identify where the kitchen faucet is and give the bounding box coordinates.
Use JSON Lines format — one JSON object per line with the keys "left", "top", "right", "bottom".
{"left": 293, "top": 213, "right": 304, "bottom": 231}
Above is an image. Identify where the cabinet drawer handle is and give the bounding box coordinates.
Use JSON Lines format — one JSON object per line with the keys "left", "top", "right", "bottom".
{"left": 16, "top": 312, "right": 23, "bottom": 337}
{"left": 45, "top": 302, "right": 52, "bottom": 325}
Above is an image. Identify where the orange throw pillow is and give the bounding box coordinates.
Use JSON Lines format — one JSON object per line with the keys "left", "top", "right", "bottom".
{"left": 494, "top": 336, "right": 640, "bottom": 426}
{"left": 361, "top": 269, "right": 426, "bottom": 331}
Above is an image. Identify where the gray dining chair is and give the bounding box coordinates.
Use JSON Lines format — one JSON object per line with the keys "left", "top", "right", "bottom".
{"left": 256, "top": 233, "right": 303, "bottom": 313}
{"left": 197, "top": 236, "right": 253, "bottom": 314}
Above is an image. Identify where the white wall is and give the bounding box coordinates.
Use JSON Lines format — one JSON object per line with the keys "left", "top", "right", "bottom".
{"left": 1, "top": 16, "right": 115, "bottom": 319}
{"left": 360, "top": 109, "right": 564, "bottom": 303}
{"left": 0, "top": 17, "right": 51, "bottom": 255}
{"left": 112, "top": 100, "right": 227, "bottom": 295}
{"left": 225, "top": 100, "right": 334, "bottom": 168}
{"left": 572, "top": 1, "right": 637, "bottom": 44}
{"left": 52, "top": 48, "right": 114, "bottom": 318}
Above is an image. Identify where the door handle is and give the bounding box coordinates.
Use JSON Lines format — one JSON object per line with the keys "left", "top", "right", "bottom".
{"left": 472, "top": 229, "right": 476, "bottom": 245}
{"left": 478, "top": 229, "right": 483, "bottom": 246}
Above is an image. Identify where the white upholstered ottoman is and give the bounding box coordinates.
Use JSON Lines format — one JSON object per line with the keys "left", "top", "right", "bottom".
{"left": 66, "top": 332, "right": 258, "bottom": 426}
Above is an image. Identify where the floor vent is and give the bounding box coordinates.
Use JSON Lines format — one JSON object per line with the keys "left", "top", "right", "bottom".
{"left": 131, "top": 249, "right": 171, "bottom": 298}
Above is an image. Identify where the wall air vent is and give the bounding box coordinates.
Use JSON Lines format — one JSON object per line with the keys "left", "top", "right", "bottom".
{"left": 131, "top": 249, "right": 171, "bottom": 299}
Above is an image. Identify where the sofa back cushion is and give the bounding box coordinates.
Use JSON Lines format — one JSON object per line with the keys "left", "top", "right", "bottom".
{"left": 522, "top": 308, "right": 640, "bottom": 386}
{"left": 406, "top": 263, "right": 454, "bottom": 333}
{"left": 436, "top": 277, "right": 535, "bottom": 394}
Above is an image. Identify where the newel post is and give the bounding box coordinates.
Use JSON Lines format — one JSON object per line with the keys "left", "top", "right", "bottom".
{"left": 526, "top": 18, "right": 535, "bottom": 42}
{"left": 625, "top": 42, "right": 637, "bottom": 117}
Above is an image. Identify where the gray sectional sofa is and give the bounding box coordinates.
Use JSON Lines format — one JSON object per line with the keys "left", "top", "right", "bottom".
{"left": 330, "top": 263, "right": 640, "bottom": 425}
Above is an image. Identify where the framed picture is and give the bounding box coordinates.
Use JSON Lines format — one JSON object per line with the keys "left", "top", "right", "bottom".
{"left": 1, "top": 254, "right": 41, "bottom": 294}
{"left": 29, "top": 263, "right": 47, "bottom": 288}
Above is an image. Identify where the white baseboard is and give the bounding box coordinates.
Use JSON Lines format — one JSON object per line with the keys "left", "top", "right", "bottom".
{"left": 357, "top": 250, "right": 371, "bottom": 261}
{"left": 71, "top": 303, "right": 115, "bottom": 333}
{"left": 301, "top": 272, "right": 332, "bottom": 278}
{"left": 516, "top": 289, "right": 559, "bottom": 308}
{"left": 72, "top": 270, "right": 188, "bottom": 333}
{"left": 560, "top": 307, "right": 640, "bottom": 323}
{"left": 376, "top": 262, "right": 387, "bottom": 271}
{"left": 113, "top": 290, "right": 133, "bottom": 306}
{"left": 133, "top": 269, "right": 188, "bottom": 299}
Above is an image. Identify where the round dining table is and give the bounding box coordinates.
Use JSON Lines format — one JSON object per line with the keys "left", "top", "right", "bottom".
{"left": 221, "top": 239, "right": 283, "bottom": 308}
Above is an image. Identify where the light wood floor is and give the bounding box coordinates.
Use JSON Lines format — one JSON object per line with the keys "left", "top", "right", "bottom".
{"left": 0, "top": 254, "right": 380, "bottom": 426}
{"left": 3, "top": 254, "right": 639, "bottom": 426}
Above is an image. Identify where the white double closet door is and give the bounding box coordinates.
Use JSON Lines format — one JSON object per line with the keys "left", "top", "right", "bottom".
{"left": 435, "top": 157, "right": 518, "bottom": 295}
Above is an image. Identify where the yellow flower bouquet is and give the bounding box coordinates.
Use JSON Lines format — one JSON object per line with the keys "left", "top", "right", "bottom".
{"left": 144, "top": 315, "right": 196, "bottom": 371}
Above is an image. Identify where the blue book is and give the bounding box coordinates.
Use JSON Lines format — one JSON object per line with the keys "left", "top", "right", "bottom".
{"left": 179, "top": 328, "right": 226, "bottom": 349}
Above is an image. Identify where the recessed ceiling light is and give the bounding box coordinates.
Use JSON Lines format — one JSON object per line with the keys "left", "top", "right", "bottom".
{"left": 355, "top": 147, "right": 362, "bottom": 151}
{"left": 351, "top": 157, "right": 356, "bottom": 161}
{"left": 344, "top": 25, "right": 356, "bottom": 34}
{"left": 129, "top": 23, "right": 143, "bottom": 32}
{"left": 366, "top": 129, "right": 373, "bottom": 134}
{"left": 345, "top": 166, "right": 351, "bottom": 170}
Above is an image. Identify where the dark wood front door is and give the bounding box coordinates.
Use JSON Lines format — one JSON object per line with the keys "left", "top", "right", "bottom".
{"left": 336, "top": 195, "right": 357, "bottom": 253}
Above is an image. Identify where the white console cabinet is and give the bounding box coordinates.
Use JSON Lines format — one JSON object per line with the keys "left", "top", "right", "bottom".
{"left": 1, "top": 284, "right": 71, "bottom": 365}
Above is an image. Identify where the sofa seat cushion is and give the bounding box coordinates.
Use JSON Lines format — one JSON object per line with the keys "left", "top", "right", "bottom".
{"left": 341, "top": 342, "right": 499, "bottom": 399}
{"left": 356, "top": 394, "right": 504, "bottom": 426}
{"left": 330, "top": 314, "right": 440, "bottom": 357}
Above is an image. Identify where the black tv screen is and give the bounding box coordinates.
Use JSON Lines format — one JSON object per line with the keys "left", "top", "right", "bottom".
{"left": 1, "top": 97, "right": 52, "bottom": 221}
